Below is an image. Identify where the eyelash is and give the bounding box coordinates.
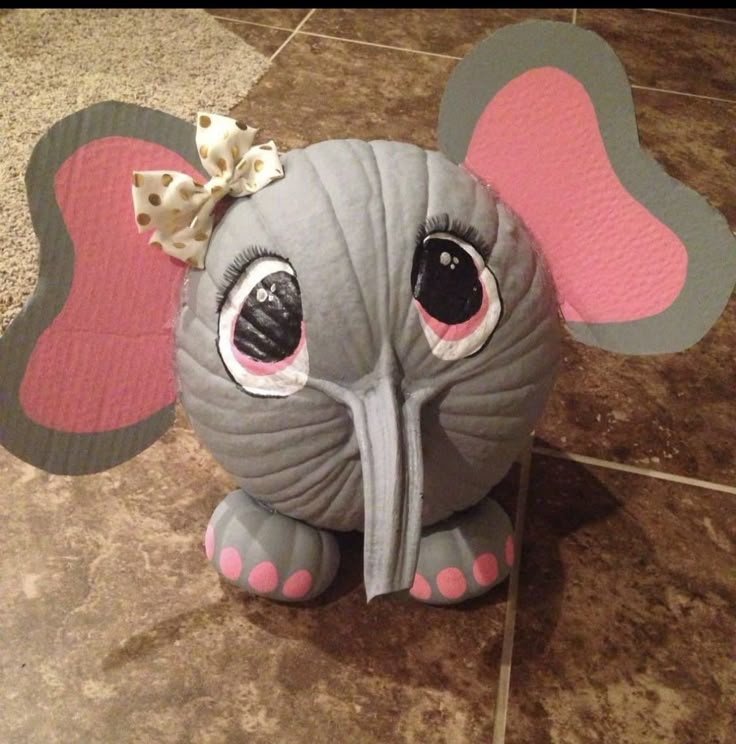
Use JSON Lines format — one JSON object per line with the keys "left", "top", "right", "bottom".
{"left": 215, "top": 246, "right": 289, "bottom": 312}
{"left": 416, "top": 214, "right": 492, "bottom": 264}
{"left": 214, "top": 218, "right": 489, "bottom": 311}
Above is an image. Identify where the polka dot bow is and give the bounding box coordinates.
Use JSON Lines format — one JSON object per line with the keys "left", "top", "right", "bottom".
{"left": 132, "top": 113, "right": 284, "bottom": 268}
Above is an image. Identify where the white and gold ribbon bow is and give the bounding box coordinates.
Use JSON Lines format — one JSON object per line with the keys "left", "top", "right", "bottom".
{"left": 132, "top": 113, "right": 283, "bottom": 268}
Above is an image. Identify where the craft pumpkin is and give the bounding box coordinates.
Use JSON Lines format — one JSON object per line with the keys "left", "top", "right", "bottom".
{"left": 1, "top": 22, "right": 734, "bottom": 606}
{"left": 180, "top": 140, "right": 559, "bottom": 601}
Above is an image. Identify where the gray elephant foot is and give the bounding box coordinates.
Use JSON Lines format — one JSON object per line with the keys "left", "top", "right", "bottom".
{"left": 205, "top": 489, "right": 340, "bottom": 602}
{"left": 409, "top": 496, "right": 515, "bottom": 606}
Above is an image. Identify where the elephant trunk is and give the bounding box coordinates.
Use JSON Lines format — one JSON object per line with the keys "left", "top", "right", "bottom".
{"left": 348, "top": 369, "right": 425, "bottom": 601}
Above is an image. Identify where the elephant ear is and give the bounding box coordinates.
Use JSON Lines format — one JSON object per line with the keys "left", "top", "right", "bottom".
{"left": 438, "top": 20, "right": 736, "bottom": 354}
{"left": 0, "top": 101, "right": 204, "bottom": 475}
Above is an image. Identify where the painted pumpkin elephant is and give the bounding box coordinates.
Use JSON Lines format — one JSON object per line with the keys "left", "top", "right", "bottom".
{"left": 1, "top": 22, "right": 734, "bottom": 606}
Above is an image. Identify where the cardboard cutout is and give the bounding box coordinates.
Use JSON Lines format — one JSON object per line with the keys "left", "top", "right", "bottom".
{"left": 439, "top": 21, "right": 736, "bottom": 353}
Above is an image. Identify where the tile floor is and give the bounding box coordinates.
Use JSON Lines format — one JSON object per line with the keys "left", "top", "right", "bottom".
{"left": 2, "top": 8, "right": 735, "bottom": 744}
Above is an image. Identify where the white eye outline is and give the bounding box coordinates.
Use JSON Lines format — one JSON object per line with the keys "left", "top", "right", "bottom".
{"left": 413, "top": 231, "right": 503, "bottom": 360}
{"left": 216, "top": 256, "right": 309, "bottom": 398}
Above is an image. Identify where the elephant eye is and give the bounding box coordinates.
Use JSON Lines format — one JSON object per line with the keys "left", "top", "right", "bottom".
{"left": 216, "top": 251, "right": 308, "bottom": 397}
{"left": 411, "top": 221, "right": 502, "bottom": 360}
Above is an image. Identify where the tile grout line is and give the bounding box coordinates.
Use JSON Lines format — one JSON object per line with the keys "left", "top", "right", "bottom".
{"left": 492, "top": 440, "right": 532, "bottom": 744}
{"left": 268, "top": 8, "right": 317, "bottom": 63}
{"left": 210, "top": 15, "right": 294, "bottom": 32}
{"left": 214, "top": 16, "right": 461, "bottom": 60}
{"left": 641, "top": 8, "right": 736, "bottom": 26}
{"left": 297, "top": 29, "right": 463, "bottom": 60}
{"left": 215, "top": 15, "right": 736, "bottom": 105}
{"left": 272, "top": 25, "right": 736, "bottom": 104}
{"left": 630, "top": 83, "right": 736, "bottom": 105}
{"left": 217, "top": 8, "right": 736, "bottom": 31}
{"left": 532, "top": 446, "right": 736, "bottom": 495}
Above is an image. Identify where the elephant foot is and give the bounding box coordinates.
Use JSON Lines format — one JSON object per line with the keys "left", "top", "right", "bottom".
{"left": 205, "top": 489, "right": 340, "bottom": 602}
{"left": 409, "top": 497, "right": 515, "bottom": 606}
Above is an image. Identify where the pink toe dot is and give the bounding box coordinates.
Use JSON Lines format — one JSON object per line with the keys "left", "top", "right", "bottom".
{"left": 204, "top": 525, "right": 215, "bottom": 560}
{"left": 219, "top": 547, "right": 242, "bottom": 581}
{"left": 505, "top": 535, "right": 515, "bottom": 568}
{"left": 436, "top": 567, "right": 467, "bottom": 600}
{"left": 473, "top": 552, "right": 499, "bottom": 587}
{"left": 409, "top": 572, "right": 432, "bottom": 601}
{"left": 282, "top": 569, "right": 313, "bottom": 599}
{"left": 248, "top": 561, "right": 279, "bottom": 594}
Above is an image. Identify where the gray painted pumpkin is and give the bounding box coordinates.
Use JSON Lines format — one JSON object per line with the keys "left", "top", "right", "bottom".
{"left": 177, "top": 140, "right": 561, "bottom": 598}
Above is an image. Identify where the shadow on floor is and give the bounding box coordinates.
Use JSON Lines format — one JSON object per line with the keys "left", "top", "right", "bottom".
{"left": 104, "top": 443, "right": 634, "bottom": 698}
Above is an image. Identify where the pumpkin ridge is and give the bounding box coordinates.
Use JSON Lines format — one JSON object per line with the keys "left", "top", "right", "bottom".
{"left": 247, "top": 458, "right": 362, "bottom": 530}
{"left": 487, "top": 314, "right": 560, "bottom": 370}
{"left": 228, "top": 434, "right": 356, "bottom": 494}
{"left": 188, "top": 417, "right": 350, "bottom": 465}
{"left": 440, "top": 382, "right": 547, "bottom": 414}
{"left": 188, "top": 414, "right": 348, "bottom": 439}
{"left": 448, "top": 345, "right": 559, "bottom": 397}
{"left": 348, "top": 140, "right": 391, "bottom": 339}
{"left": 300, "top": 145, "right": 378, "bottom": 367}
{"left": 268, "top": 458, "right": 361, "bottom": 526}
{"left": 397, "top": 146, "right": 432, "bottom": 336}
{"left": 178, "top": 325, "right": 348, "bottom": 431}
{"left": 422, "top": 319, "right": 556, "bottom": 391}
{"left": 228, "top": 435, "right": 355, "bottom": 481}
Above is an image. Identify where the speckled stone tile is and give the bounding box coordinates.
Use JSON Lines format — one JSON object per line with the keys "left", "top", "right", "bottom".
{"left": 0, "top": 407, "right": 522, "bottom": 743}
{"left": 633, "top": 89, "right": 736, "bottom": 228}
{"left": 535, "top": 294, "right": 736, "bottom": 487}
{"left": 215, "top": 18, "right": 291, "bottom": 58}
{"left": 302, "top": 8, "right": 573, "bottom": 57}
{"left": 229, "top": 35, "right": 456, "bottom": 151}
{"left": 577, "top": 9, "right": 736, "bottom": 100}
{"left": 506, "top": 454, "right": 736, "bottom": 743}
{"left": 206, "top": 8, "right": 310, "bottom": 29}
{"left": 536, "top": 88, "right": 736, "bottom": 485}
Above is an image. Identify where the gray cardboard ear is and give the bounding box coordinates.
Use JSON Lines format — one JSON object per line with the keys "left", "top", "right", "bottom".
{"left": 438, "top": 21, "right": 736, "bottom": 355}
{"left": 0, "top": 102, "right": 199, "bottom": 474}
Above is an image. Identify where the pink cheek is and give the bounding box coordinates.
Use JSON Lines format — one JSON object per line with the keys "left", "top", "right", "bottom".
{"left": 416, "top": 281, "right": 490, "bottom": 342}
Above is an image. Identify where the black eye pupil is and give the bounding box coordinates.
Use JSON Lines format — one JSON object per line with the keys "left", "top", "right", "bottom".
{"left": 233, "top": 270, "right": 303, "bottom": 362}
{"left": 411, "top": 237, "right": 482, "bottom": 324}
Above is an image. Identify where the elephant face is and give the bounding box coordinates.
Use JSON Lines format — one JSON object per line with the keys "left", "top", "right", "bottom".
{"left": 178, "top": 138, "right": 560, "bottom": 530}
{"left": 176, "top": 138, "right": 561, "bottom": 596}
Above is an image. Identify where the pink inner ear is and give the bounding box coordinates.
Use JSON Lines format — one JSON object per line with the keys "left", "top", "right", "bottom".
{"left": 19, "top": 137, "right": 204, "bottom": 433}
{"left": 464, "top": 66, "right": 688, "bottom": 323}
